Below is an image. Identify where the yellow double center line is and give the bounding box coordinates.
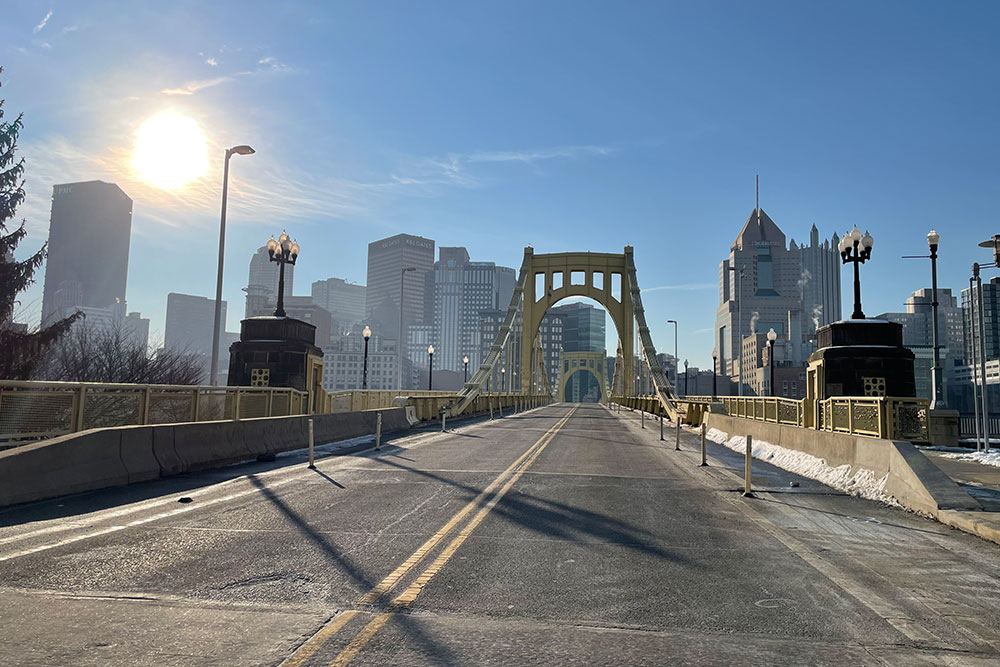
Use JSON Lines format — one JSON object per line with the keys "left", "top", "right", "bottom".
{"left": 282, "top": 406, "right": 576, "bottom": 667}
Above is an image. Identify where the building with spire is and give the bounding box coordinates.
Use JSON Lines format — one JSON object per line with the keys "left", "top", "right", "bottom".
{"left": 714, "top": 208, "right": 841, "bottom": 394}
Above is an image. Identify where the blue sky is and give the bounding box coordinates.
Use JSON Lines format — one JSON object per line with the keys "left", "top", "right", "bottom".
{"left": 3, "top": 1, "right": 998, "bottom": 369}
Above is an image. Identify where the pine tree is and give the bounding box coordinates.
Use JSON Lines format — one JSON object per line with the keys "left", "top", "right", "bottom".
{"left": 0, "top": 66, "right": 81, "bottom": 379}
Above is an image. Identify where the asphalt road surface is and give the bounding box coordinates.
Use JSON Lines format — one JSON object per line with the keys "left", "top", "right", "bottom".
{"left": 2, "top": 403, "right": 1000, "bottom": 666}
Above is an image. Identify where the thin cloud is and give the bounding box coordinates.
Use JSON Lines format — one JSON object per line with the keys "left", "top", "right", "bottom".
{"left": 468, "top": 145, "right": 615, "bottom": 164}
{"left": 643, "top": 283, "right": 715, "bottom": 292}
{"left": 62, "top": 25, "right": 79, "bottom": 34}
{"left": 162, "top": 75, "right": 234, "bottom": 95}
{"left": 205, "top": 57, "right": 218, "bottom": 66}
{"left": 33, "top": 10, "right": 52, "bottom": 33}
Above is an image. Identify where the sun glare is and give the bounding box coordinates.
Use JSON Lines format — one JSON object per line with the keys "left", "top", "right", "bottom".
{"left": 131, "top": 114, "right": 208, "bottom": 190}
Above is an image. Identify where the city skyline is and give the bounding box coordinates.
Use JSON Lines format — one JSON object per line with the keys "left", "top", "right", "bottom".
{"left": 3, "top": 2, "right": 999, "bottom": 370}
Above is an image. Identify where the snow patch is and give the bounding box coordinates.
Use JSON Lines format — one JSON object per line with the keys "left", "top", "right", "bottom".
{"left": 937, "top": 449, "right": 1000, "bottom": 469}
{"left": 705, "top": 428, "right": 899, "bottom": 506}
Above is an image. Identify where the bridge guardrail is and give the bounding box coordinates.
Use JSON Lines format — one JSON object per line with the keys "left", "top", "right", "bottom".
{"left": 639, "top": 394, "right": 929, "bottom": 442}
{"left": 0, "top": 380, "right": 308, "bottom": 445}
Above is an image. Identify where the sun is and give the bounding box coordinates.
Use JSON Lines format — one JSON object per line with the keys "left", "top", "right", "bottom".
{"left": 131, "top": 114, "right": 208, "bottom": 190}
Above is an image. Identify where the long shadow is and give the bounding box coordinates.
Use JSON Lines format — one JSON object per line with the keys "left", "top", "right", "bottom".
{"left": 0, "top": 411, "right": 500, "bottom": 527}
{"left": 244, "top": 474, "right": 458, "bottom": 664}
{"left": 311, "top": 469, "right": 346, "bottom": 489}
{"left": 368, "top": 453, "right": 694, "bottom": 567}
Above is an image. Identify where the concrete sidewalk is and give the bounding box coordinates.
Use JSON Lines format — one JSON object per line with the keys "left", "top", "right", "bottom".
{"left": 917, "top": 450, "right": 1000, "bottom": 546}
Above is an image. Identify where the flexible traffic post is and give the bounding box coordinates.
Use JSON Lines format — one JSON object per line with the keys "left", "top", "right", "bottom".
{"left": 376, "top": 412, "right": 382, "bottom": 450}
{"left": 743, "top": 435, "right": 754, "bottom": 497}
{"left": 641, "top": 408, "right": 645, "bottom": 429}
{"left": 308, "top": 418, "right": 315, "bottom": 469}
{"left": 441, "top": 407, "right": 447, "bottom": 432}
{"left": 700, "top": 422, "right": 707, "bottom": 467}
{"left": 675, "top": 412, "right": 681, "bottom": 451}
{"left": 659, "top": 413, "right": 664, "bottom": 440}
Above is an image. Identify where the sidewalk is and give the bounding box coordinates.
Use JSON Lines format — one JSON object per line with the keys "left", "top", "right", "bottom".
{"left": 921, "top": 449, "right": 1000, "bottom": 545}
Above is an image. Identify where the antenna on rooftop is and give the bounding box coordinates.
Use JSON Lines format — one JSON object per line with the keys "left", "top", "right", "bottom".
{"left": 756, "top": 174, "right": 760, "bottom": 227}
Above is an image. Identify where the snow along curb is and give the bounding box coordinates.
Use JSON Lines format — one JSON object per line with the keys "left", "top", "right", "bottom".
{"left": 704, "top": 427, "right": 900, "bottom": 507}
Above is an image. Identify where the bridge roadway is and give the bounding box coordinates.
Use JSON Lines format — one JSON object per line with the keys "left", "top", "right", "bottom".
{"left": 2, "top": 403, "right": 1000, "bottom": 665}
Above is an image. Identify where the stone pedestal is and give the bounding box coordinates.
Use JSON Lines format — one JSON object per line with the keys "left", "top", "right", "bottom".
{"left": 227, "top": 316, "right": 323, "bottom": 392}
{"left": 928, "top": 408, "right": 961, "bottom": 447}
{"left": 809, "top": 320, "right": 916, "bottom": 399}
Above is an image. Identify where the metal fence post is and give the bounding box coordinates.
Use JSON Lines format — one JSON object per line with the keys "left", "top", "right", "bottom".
{"left": 74, "top": 384, "right": 86, "bottom": 433}
{"left": 743, "top": 435, "right": 754, "bottom": 497}
{"left": 376, "top": 411, "right": 382, "bottom": 450}
{"left": 308, "top": 418, "right": 316, "bottom": 469}
{"left": 700, "top": 422, "right": 708, "bottom": 466}
{"left": 675, "top": 412, "right": 681, "bottom": 451}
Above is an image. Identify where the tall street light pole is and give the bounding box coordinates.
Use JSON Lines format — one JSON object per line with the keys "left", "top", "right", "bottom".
{"left": 712, "top": 348, "right": 718, "bottom": 399}
{"left": 666, "top": 319, "right": 678, "bottom": 388}
{"left": 427, "top": 344, "right": 435, "bottom": 391}
{"left": 210, "top": 144, "right": 255, "bottom": 386}
{"left": 766, "top": 328, "right": 777, "bottom": 397}
{"left": 838, "top": 225, "right": 874, "bottom": 320}
{"left": 362, "top": 325, "right": 372, "bottom": 390}
{"left": 397, "top": 267, "right": 417, "bottom": 391}
{"left": 683, "top": 359, "right": 689, "bottom": 396}
{"left": 463, "top": 355, "right": 469, "bottom": 384}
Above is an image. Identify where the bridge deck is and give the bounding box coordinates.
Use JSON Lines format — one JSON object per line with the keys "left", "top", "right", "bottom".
{"left": 1, "top": 404, "right": 999, "bottom": 665}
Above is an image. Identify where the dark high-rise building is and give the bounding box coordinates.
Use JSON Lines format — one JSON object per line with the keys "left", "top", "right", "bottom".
{"left": 41, "top": 181, "right": 133, "bottom": 324}
{"left": 365, "top": 234, "right": 435, "bottom": 341}
{"left": 432, "top": 246, "right": 517, "bottom": 372}
{"left": 551, "top": 302, "right": 607, "bottom": 401}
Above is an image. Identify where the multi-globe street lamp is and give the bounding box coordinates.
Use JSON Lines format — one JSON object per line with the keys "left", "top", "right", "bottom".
{"left": 766, "top": 328, "right": 777, "bottom": 397}
{"left": 362, "top": 325, "right": 372, "bottom": 390}
{"left": 210, "top": 143, "right": 255, "bottom": 386}
{"left": 463, "top": 355, "right": 469, "bottom": 383}
{"left": 427, "top": 344, "right": 435, "bottom": 390}
{"left": 266, "top": 232, "right": 299, "bottom": 317}
{"left": 838, "top": 225, "right": 875, "bottom": 320}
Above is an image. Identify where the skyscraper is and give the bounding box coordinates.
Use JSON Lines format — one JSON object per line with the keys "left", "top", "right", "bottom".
{"left": 714, "top": 208, "right": 840, "bottom": 387}
{"left": 164, "top": 293, "right": 227, "bottom": 377}
{"left": 41, "top": 181, "right": 133, "bottom": 324}
{"left": 245, "top": 246, "right": 294, "bottom": 317}
{"left": 311, "top": 277, "right": 366, "bottom": 334}
{"left": 365, "top": 234, "right": 435, "bottom": 341}
{"left": 432, "top": 247, "right": 517, "bottom": 372}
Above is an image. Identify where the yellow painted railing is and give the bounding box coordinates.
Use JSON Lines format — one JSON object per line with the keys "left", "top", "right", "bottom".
{"left": 637, "top": 394, "right": 930, "bottom": 442}
{"left": 0, "top": 380, "right": 308, "bottom": 444}
{"left": 326, "top": 389, "right": 456, "bottom": 413}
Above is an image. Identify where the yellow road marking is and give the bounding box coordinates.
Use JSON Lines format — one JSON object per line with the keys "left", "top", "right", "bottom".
{"left": 281, "top": 611, "right": 359, "bottom": 667}
{"left": 327, "top": 407, "right": 577, "bottom": 666}
{"left": 279, "top": 406, "right": 573, "bottom": 666}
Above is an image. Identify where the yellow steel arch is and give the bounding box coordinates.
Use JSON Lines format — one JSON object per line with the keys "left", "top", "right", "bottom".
{"left": 558, "top": 351, "right": 608, "bottom": 403}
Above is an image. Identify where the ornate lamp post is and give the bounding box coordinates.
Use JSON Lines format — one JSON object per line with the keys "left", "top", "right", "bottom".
{"left": 838, "top": 226, "right": 874, "bottom": 320}
{"left": 427, "top": 344, "right": 435, "bottom": 390}
{"left": 766, "top": 328, "right": 777, "bottom": 396}
{"left": 463, "top": 355, "right": 469, "bottom": 383}
{"left": 266, "top": 231, "right": 299, "bottom": 317}
{"left": 712, "top": 348, "right": 718, "bottom": 399}
{"left": 210, "top": 143, "right": 255, "bottom": 386}
{"left": 362, "top": 325, "right": 372, "bottom": 390}
{"left": 683, "top": 359, "right": 689, "bottom": 396}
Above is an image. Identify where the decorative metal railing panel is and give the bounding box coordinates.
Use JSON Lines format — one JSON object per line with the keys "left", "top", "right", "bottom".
{"left": 0, "top": 381, "right": 309, "bottom": 446}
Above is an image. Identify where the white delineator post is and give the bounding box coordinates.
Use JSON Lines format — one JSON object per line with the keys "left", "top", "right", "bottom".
{"left": 700, "top": 422, "right": 707, "bottom": 467}
{"left": 675, "top": 412, "right": 681, "bottom": 451}
{"left": 307, "top": 418, "right": 315, "bottom": 469}
{"left": 743, "top": 435, "right": 754, "bottom": 497}
{"left": 376, "top": 412, "right": 382, "bottom": 450}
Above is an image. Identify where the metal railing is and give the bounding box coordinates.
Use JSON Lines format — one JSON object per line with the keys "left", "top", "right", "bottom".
{"left": 666, "top": 394, "right": 930, "bottom": 442}
{"left": 819, "top": 396, "right": 929, "bottom": 441}
{"left": 327, "top": 389, "right": 456, "bottom": 413}
{"left": 0, "top": 380, "right": 308, "bottom": 445}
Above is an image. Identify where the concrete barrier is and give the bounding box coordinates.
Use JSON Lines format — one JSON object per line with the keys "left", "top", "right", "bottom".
{"left": 0, "top": 407, "right": 413, "bottom": 508}
{"left": 705, "top": 413, "right": 979, "bottom": 515}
